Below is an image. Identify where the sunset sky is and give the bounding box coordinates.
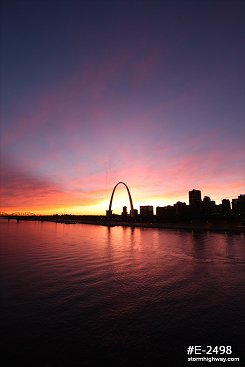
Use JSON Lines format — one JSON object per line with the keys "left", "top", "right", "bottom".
{"left": 1, "top": 0, "right": 244, "bottom": 215}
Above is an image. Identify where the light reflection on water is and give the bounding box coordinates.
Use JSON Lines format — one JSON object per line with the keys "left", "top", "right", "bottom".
{"left": 0, "top": 219, "right": 244, "bottom": 366}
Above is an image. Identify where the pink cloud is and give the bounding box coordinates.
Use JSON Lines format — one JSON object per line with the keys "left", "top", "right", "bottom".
{"left": 0, "top": 162, "right": 104, "bottom": 212}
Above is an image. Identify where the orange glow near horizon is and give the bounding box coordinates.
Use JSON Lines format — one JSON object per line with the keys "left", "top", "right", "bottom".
{"left": 1, "top": 184, "right": 243, "bottom": 216}
{"left": 1, "top": 0, "right": 244, "bottom": 220}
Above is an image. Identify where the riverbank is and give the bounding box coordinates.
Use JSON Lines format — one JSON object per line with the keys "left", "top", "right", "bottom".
{"left": 69, "top": 219, "right": 245, "bottom": 233}
{"left": 2, "top": 216, "right": 245, "bottom": 233}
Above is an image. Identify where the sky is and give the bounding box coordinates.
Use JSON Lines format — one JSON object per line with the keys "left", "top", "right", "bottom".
{"left": 0, "top": 0, "right": 244, "bottom": 215}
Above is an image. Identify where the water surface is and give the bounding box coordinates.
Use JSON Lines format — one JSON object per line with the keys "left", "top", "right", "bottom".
{"left": 0, "top": 219, "right": 244, "bottom": 366}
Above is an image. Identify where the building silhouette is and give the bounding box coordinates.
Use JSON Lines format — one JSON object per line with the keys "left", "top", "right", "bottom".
{"left": 202, "top": 196, "right": 216, "bottom": 215}
{"left": 232, "top": 194, "right": 245, "bottom": 214}
{"left": 174, "top": 201, "right": 187, "bottom": 216}
{"left": 221, "top": 199, "right": 231, "bottom": 214}
{"left": 140, "top": 205, "right": 154, "bottom": 216}
{"left": 189, "top": 189, "right": 202, "bottom": 206}
{"left": 105, "top": 183, "right": 244, "bottom": 225}
{"left": 130, "top": 209, "right": 138, "bottom": 217}
{"left": 121, "top": 206, "right": 128, "bottom": 217}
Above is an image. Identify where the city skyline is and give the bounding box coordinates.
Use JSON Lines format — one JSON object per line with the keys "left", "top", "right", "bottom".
{"left": 1, "top": 185, "right": 244, "bottom": 216}
{"left": 106, "top": 186, "right": 244, "bottom": 217}
{"left": 1, "top": 0, "right": 244, "bottom": 215}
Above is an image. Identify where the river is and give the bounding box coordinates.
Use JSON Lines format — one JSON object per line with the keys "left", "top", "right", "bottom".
{"left": 0, "top": 219, "right": 244, "bottom": 366}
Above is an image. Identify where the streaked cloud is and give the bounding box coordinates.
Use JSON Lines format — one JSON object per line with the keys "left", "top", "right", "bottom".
{"left": 1, "top": 0, "right": 244, "bottom": 214}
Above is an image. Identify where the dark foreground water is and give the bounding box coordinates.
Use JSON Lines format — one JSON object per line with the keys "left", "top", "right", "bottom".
{"left": 0, "top": 219, "right": 244, "bottom": 366}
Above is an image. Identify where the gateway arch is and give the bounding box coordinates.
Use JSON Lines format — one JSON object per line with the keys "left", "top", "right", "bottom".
{"left": 107, "top": 182, "right": 135, "bottom": 217}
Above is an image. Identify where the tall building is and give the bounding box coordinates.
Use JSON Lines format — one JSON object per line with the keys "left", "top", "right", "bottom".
{"left": 202, "top": 196, "right": 216, "bottom": 215}
{"left": 121, "top": 206, "right": 128, "bottom": 216}
{"left": 221, "top": 199, "right": 231, "bottom": 214}
{"left": 232, "top": 194, "right": 245, "bottom": 214}
{"left": 189, "top": 189, "right": 201, "bottom": 206}
{"left": 174, "top": 201, "right": 187, "bottom": 216}
{"left": 156, "top": 206, "right": 165, "bottom": 216}
{"left": 140, "top": 206, "right": 154, "bottom": 216}
{"left": 130, "top": 209, "right": 138, "bottom": 217}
